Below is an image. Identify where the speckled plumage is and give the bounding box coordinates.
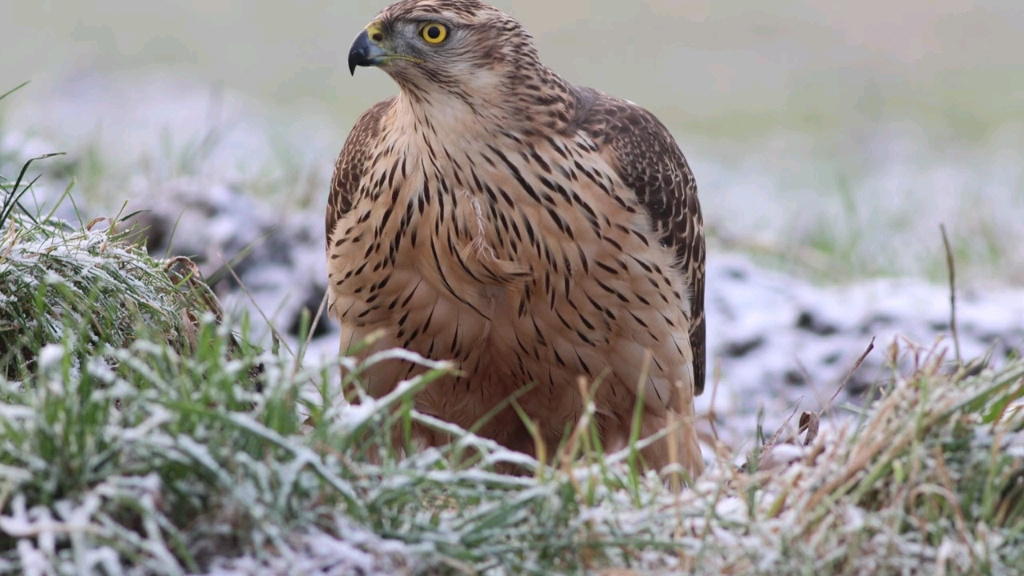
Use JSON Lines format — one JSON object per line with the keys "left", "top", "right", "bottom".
{"left": 327, "top": 0, "right": 706, "bottom": 477}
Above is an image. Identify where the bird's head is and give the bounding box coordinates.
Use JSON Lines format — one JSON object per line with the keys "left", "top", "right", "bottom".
{"left": 348, "top": 0, "right": 554, "bottom": 109}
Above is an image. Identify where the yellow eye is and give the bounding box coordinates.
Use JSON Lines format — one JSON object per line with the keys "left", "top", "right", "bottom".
{"left": 420, "top": 23, "right": 447, "bottom": 44}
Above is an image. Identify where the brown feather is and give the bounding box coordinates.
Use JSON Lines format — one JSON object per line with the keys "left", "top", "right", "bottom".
{"left": 326, "top": 97, "right": 396, "bottom": 249}
{"left": 573, "top": 87, "right": 707, "bottom": 395}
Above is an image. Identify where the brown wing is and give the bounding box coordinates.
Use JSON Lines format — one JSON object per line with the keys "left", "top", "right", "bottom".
{"left": 325, "top": 97, "right": 396, "bottom": 249}
{"left": 575, "top": 87, "right": 707, "bottom": 396}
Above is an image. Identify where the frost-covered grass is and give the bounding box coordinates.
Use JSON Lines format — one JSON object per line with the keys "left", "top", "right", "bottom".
{"left": 2, "top": 105, "right": 1024, "bottom": 575}
{"left": 0, "top": 206, "right": 207, "bottom": 382}
{"left": 2, "top": 199, "right": 1024, "bottom": 575}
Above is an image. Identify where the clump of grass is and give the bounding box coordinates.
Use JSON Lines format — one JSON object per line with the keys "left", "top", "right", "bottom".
{"left": 0, "top": 192, "right": 208, "bottom": 381}
{"left": 698, "top": 345, "right": 1024, "bottom": 573}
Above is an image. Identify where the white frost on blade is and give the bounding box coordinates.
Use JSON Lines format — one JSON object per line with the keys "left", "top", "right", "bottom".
{"left": 844, "top": 506, "right": 866, "bottom": 532}
{"left": 81, "top": 547, "right": 124, "bottom": 576}
{"left": 0, "top": 404, "right": 39, "bottom": 421}
{"left": 37, "top": 343, "right": 66, "bottom": 373}
{"left": 175, "top": 435, "right": 234, "bottom": 486}
{"left": 203, "top": 524, "right": 419, "bottom": 576}
{"left": 714, "top": 496, "right": 749, "bottom": 523}
{"left": 0, "top": 494, "right": 100, "bottom": 543}
{"left": 362, "top": 348, "right": 453, "bottom": 372}
{"left": 422, "top": 468, "right": 536, "bottom": 489}
{"left": 41, "top": 270, "right": 66, "bottom": 286}
{"left": 120, "top": 406, "right": 173, "bottom": 442}
{"left": 479, "top": 449, "right": 538, "bottom": 470}
{"left": 334, "top": 399, "right": 378, "bottom": 430}
{"left": 1005, "top": 431, "right": 1024, "bottom": 458}
{"left": 17, "top": 539, "right": 51, "bottom": 576}
{"left": 84, "top": 356, "right": 121, "bottom": 386}
{"left": 0, "top": 464, "right": 33, "bottom": 485}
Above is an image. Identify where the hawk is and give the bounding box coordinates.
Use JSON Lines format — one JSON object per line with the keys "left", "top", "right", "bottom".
{"left": 327, "top": 0, "right": 707, "bottom": 478}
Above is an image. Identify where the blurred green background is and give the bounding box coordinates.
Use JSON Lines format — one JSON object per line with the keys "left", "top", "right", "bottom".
{"left": 2, "top": 0, "right": 1023, "bottom": 282}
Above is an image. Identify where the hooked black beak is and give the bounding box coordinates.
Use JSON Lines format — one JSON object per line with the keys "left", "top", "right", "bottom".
{"left": 348, "top": 29, "right": 387, "bottom": 76}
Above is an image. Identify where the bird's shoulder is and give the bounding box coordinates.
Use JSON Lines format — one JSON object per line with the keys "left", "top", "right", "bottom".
{"left": 570, "top": 86, "right": 708, "bottom": 396}
{"left": 326, "top": 96, "right": 397, "bottom": 247}
{"left": 571, "top": 87, "right": 696, "bottom": 200}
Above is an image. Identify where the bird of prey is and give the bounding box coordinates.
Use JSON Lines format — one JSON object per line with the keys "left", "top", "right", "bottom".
{"left": 327, "top": 0, "right": 706, "bottom": 478}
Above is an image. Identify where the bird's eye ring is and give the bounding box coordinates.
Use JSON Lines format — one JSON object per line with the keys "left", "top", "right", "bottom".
{"left": 420, "top": 23, "right": 447, "bottom": 44}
